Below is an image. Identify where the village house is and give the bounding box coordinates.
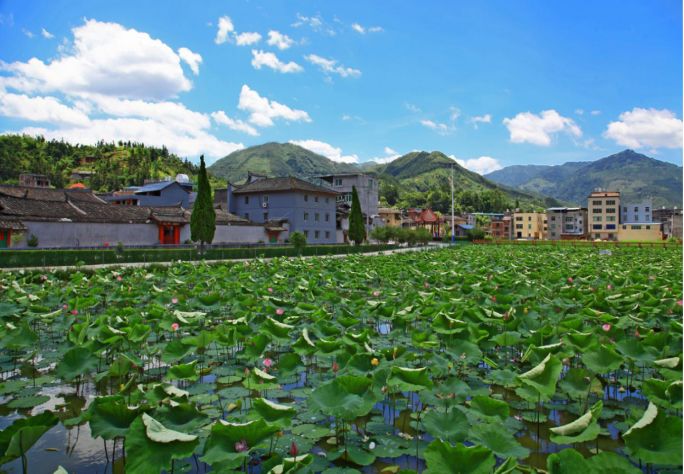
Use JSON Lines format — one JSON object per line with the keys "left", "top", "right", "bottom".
{"left": 222, "top": 173, "right": 338, "bottom": 244}
{"left": 404, "top": 208, "right": 444, "bottom": 239}
{"left": 587, "top": 190, "right": 620, "bottom": 240}
{"left": 378, "top": 207, "right": 403, "bottom": 227}
{"left": 511, "top": 211, "right": 547, "bottom": 239}
{"left": 653, "top": 207, "right": 682, "bottom": 240}
{"left": 546, "top": 207, "right": 587, "bottom": 240}
{"left": 105, "top": 176, "right": 195, "bottom": 208}
{"left": 315, "top": 172, "right": 382, "bottom": 235}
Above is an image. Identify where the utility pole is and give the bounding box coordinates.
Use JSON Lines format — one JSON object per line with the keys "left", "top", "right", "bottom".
{"left": 450, "top": 165, "right": 455, "bottom": 243}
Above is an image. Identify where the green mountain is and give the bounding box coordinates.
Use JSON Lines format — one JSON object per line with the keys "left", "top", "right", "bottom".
{"left": 485, "top": 150, "right": 683, "bottom": 207}
{"left": 374, "top": 151, "right": 562, "bottom": 213}
{"left": 208, "top": 142, "right": 358, "bottom": 183}
{"left": 0, "top": 134, "right": 199, "bottom": 192}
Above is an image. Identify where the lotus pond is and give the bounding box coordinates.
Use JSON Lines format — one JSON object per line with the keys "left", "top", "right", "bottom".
{"left": 0, "top": 245, "right": 682, "bottom": 474}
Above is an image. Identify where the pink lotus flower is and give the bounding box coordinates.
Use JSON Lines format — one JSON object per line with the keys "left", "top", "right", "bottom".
{"left": 267, "top": 287, "right": 274, "bottom": 293}
{"left": 372, "top": 290, "right": 381, "bottom": 297}
{"left": 491, "top": 296, "right": 497, "bottom": 302}
{"left": 171, "top": 297, "right": 178, "bottom": 304}
{"left": 607, "top": 284, "right": 613, "bottom": 290}
{"left": 289, "top": 441, "right": 299, "bottom": 457}
{"left": 171, "top": 323, "right": 180, "bottom": 331}
{"left": 423, "top": 281, "right": 430, "bottom": 289}
{"left": 332, "top": 361, "right": 339, "bottom": 373}
{"left": 116, "top": 276, "right": 123, "bottom": 282}
{"left": 234, "top": 439, "right": 249, "bottom": 452}
{"left": 677, "top": 300, "right": 683, "bottom": 307}
{"left": 635, "top": 329, "right": 641, "bottom": 337}
{"left": 567, "top": 277, "right": 573, "bottom": 283}
{"left": 263, "top": 358, "right": 273, "bottom": 368}
{"left": 62, "top": 304, "right": 68, "bottom": 310}
{"left": 275, "top": 308, "right": 285, "bottom": 316}
{"left": 71, "top": 309, "right": 78, "bottom": 316}
{"left": 602, "top": 323, "right": 611, "bottom": 332}
{"left": 40, "top": 275, "right": 48, "bottom": 282}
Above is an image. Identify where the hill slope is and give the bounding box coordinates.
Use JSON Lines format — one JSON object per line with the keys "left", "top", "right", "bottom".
{"left": 485, "top": 150, "right": 682, "bottom": 207}
{"left": 208, "top": 142, "right": 358, "bottom": 183}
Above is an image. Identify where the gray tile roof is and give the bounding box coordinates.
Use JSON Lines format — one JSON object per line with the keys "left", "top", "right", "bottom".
{"left": 232, "top": 177, "right": 338, "bottom": 195}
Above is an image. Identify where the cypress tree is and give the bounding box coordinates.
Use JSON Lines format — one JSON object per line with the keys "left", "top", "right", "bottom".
{"left": 348, "top": 185, "right": 365, "bottom": 245}
{"left": 190, "top": 155, "right": 216, "bottom": 253}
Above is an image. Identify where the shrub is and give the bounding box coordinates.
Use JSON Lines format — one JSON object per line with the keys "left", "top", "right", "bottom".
{"left": 370, "top": 226, "right": 389, "bottom": 243}
{"left": 27, "top": 234, "right": 39, "bottom": 247}
{"left": 289, "top": 232, "right": 307, "bottom": 255}
{"left": 466, "top": 228, "right": 486, "bottom": 241}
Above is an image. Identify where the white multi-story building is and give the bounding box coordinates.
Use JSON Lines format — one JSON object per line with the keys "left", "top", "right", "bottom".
{"left": 546, "top": 207, "right": 587, "bottom": 240}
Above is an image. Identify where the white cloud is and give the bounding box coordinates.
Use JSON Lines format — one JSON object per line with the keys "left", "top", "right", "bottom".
{"left": 503, "top": 109, "right": 582, "bottom": 146}
{"left": 304, "top": 54, "right": 360, "bottom": 78}
{"left": 405, "top": 103, "right": 421, "bottom": 113}
{"left": 420, "top": 119, "right": 452, "bottom": 135}
{"left": 211, "top": 110, "right": 258, "bottom": 136}
{"left": 267, "top": 30, "right": 295, "bottom": 50}
{"left": 590, "top": 110, "right": 601, "bottom": 116}
{"left": 238, "top": 84, "right": 311, "bottom": 127}
{"left": 0, "top": 92, "right": 91, "bottom": 127}
{"left": 470, "top": 114, "right": 492, "bottom": 128}
{"left": 575, "top": 108, "right": 585, "bottom": 116}
{"left": 177, "top": 47, "right": 202, "bottom": 75}
{"left": 1, "top": 19, "right": 192, "bottom": 101}
{"left": 604, "top": 107, "right": 683, "bottom": 149}
{"left": 251, "top": 50, "right": 303, "bottom": 73}
{"left": 384, "top": 146, "right": 397, "bottom": 155}
{"left": 449, "top": 106, "right": 461, "bottom": 122}
{"left": 450, "top": 155, "right": 503, "bottom": 175}
{"left": 292, "top": 13, "right": 335, "bottom": 35}
{"left": 235, "top": 31, "right": 261, "bottom": 46}
{"left": 289, "top": 139, "right": 358, "bottom": 163}
{"left": 215, "top": 16, "right": 234, "bottom": 44}
{"left": 41, "top": 28, "right": 54, "bottom": 39}
{"left": 351, "top": 22, "right": 383, "bottom": 34}
{"left": 370, "top": 146, "right": 401, "bottom": 164}
{"left": 22, "top": 28, "right": 34, "bottom": 38}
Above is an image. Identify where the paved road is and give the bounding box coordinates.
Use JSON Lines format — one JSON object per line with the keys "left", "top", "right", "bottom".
{"left": 1, "top": 243, "right": 451, "bottom": 272}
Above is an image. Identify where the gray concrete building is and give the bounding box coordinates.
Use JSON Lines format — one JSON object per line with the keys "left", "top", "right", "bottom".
{"left": 225, "top": 174, "right": 338, "bottom": 244}
{"left": 316, "top": 173, "right": 379, "bottom": 233}
{"left": 106, "top": 179, "right": 195, "bottom": 208}
{"left": 621, "top": 200, "right": 653, "bottom": 224}
{"left": 546, "top": 207, "right": 587, "bottom": 240}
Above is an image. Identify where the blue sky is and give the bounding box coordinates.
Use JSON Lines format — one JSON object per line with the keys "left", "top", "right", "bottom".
{"left": 0, "top": 0, "right": 681, "bottom": 173}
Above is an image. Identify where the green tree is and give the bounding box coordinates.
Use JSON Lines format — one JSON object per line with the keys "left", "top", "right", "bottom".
{"left": 190, "top": 155, "right": 216, "bottom": 253}
{"left": 289, "top": 231, "right": 307, "bottom": 255}
{"left": 370, "top": 226, "right": 389, "bottom": 243}
{"left": 348, "top": 186, "right": 365, "bottom": 245}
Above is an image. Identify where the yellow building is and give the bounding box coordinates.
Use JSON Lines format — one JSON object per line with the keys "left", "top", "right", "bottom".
{"left": 512, "top": 212, "right": 547, "bottom": 239}
{"left": 618, "top": 223, "right": 662, "bottom": 241}
{"left": 587, "top": 190, "right": 620, "bottom": 241}
{"left": 378, "top": 208, "right": 403, "bottom": 227}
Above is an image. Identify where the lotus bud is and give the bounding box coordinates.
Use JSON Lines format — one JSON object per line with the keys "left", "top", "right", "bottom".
{"left": 289, "top": 441, "right": 298, "bottom": 457}
{"left": 234, "top": 439, "right": 249, "bottom": 452}
{"left": 371, "top": 357, "right": 379, "bottom": 367}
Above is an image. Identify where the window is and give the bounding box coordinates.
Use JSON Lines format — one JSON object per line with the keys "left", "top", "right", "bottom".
{"left": 528, "top": 224, "right": 532, "bottom": 230}
{"left": 593, "top": 216, "right": 602, "bottom": 222}
{"left": 606, "top": 216, "right": 616, "bottom": 222}
{"left": 646, "top": 225, "right": 651, "bottom": 230}
{"left": 315, "top": 213, "right": 320, "bottom": 222}
{"left": 304, "top": 212, "right": 309, "bottom": 221}
{"left": 623, "top": 206, "right": 627, "bottom": 211}
{"left": 245, "top": 213, "right": 249, "bottom": 220}
{"left": 263, "top": 212, "right": 268, "bottom": 221}
{"left": 634, "top": 207, "right": 639, "bottom": 212}
{"left": 645, "top": 207, "right": 650, "bottom": 212}
{"left": 325, "top": 197, "right": 330, "bottom": 203}
{"left": 631, "top": 225, "right": 641, "bottom": 230}
{"left": 515, "top": 216, "right": 523, "bottom": 221}
{"left": 325, "top": 213, "right": 330, "bottom": 222}
{"left": 303, "top": 230, "right": 309, "bottom": 238}
{"left": 593, "top": 224, "right": 602, "bottom": 230}
{"left": 592, "top": 208, "right": 602, "bottom": 214}
{"left": 594, "top": 233, "right": 601, "bottom": 239}
{"left": 565, "top": 217, "right": 573, "bottom": 222}
{"left": 606, "top": 208, "right": 616, "bottom": 214}
{"left": 263, "top": 195, "right": 269, "bottom": 204}
{"left": 606, "top": 224, "right": 616, "bottom": 230}
{"left": 304, "top": 194, "right": 309, "bottom": 202}
{"left": 551, "top": 216, "right": 556, "bottom": 221}
{"left": 314, "top": 196, "right": 319, "bottom": 203}
{"left": 369, "top": 179, "right": 374, "bottom": 188}
{"left": 334, "top": 178, "right": 343, "bottom": 186}
{"left": 325, "top": 231, "right": 330, "bottom": 239}
{"left": 606, "top": 200, "right": 616, "bottom": 205}
{"left": 516, "top": 224, "right": 523, "bottom": 229}
{"left": 244, "top": 196, "right": 249, "bottom": 204}
{"left": 314, "top": 230, "right": 320, "bottom": 239}
{"left": 592, "top": 200, "right": 602, "bottom": 205}
{"left": 622, "top": 225, "right": 627, "bottom": 230}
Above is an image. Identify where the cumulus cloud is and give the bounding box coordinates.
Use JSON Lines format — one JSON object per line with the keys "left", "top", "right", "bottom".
{"left": 238, "top": 84, "right": 311, "bottom": 127}
{"left": 0, "top": 92, "right": 91, "bottom": 127}
{"left": 211, "top": 110, "right": 258, "bottom": 136}
{"left": 267, "top": 30, "right": 295, "bottom": 50}
{"left": 289, "top": 139, "right": 358, "bottom": 163}
{"left": 177, "top": 47, "right": 202, "bottom": 75}
{"left": 420, "top": 119, "right": 452, "bottom": 135}
{"left": 1, "top": 19, "right": 192, "bottom": 101}
{"left": 604, "top": 107, "right": 683, "bottom": 149}
{"left": 369, "top": 146, "right": 401, "bottom": 164}
{"left": 304, "top": 54, "right": 360, "bottom": 78}
{"left": 470, "top": 113, "right": 492, "bottom": 128}
{"left": 351, "top": 22, "right": 383, "bottom": 34}
{"left": 251, "top": 50, "right": 303, "bottom": 73}
{"left": 451, "top": 155, "right": 503, "bottom": 175}
{"left": 235, "top": 31, "right": 261, "bottom": 46}
{"left": 215, "top": 16, "right": 234, "bottom": 44}
{"left": 41, "top": 28, "right": 54, "bottom": 39}
{"left": 503, "top": 109, "right": 581, "bottom": 146}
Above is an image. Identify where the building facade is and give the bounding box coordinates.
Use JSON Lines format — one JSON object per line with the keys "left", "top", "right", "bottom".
{"left": 490, "top": 215, "right": 512, "bottom": 240}
{"left": 587, "top": 190, "right": 621, "bottom": 240}
{"left": 617, "top": 223, "right": 662, "bottom": 241}
{"left": 227, "top": 176, "right": 338, "bottom": 244}
{"left": 512, "top": 212, "right": 547, "bottom": 239}
{"left": 106, "top": 180, "right": 194, "bottom": 208}
{"left": 378, "top": 208, "right": 403, "bottom": 227}
{"left": 653, "top": 208, "right": 682, "bottom": 240}
{"left": 317, "top": 173, "right": 379, "bottom": 233}
{"left": 546, "top": 207, "right": 587, "bottom": 240}
{"left": 621, "top": 200, "right": 652, "bottom": 224}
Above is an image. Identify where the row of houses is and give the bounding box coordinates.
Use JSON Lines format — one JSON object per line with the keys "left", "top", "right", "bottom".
{"left": 377, "top": 190, "right": 682, "bottom": 242}
{"left": 0, "top": 171, "right": 381, "bottom": 249}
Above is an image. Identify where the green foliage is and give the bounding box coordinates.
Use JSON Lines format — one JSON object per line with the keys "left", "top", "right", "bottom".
{"left": 466, "top": 228, "right": 485, "bottom": 241}
{"left": 26, "top": 234, "right": 39, "bottom": 247}
{"left": 0, "top": 134, "right": 199, "bottom": 191}
{"left": 190, "top": 155, "right": 216, "bottom": 248}
{"left": 289, "top": 231, "right": 307, "bottom": 254}
{"left": 349, "top": 186, "right": 365, "bottom": 244}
